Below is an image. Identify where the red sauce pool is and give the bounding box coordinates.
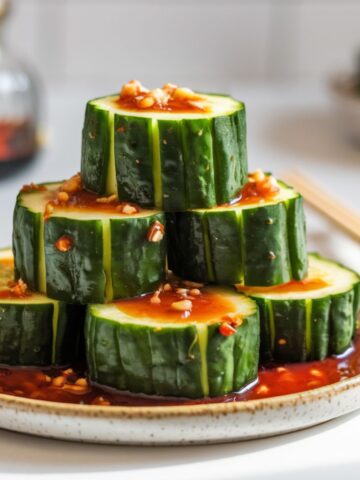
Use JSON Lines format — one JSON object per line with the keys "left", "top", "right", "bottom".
{"left": 0, "top": 334, "right": 359, "bottom": 407}
{"left": 116, "top": 290, "right": 236, "bottom": 323}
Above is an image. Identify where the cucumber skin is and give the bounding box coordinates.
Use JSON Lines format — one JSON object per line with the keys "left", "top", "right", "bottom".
{"left": 310, "top": 298, "right": 331, "bottom": 361}
{"left": 252, "top": 298, "right": 272, "bottom": 361}
{"left": 0, "top": 302, "right": 85, "bottom": 366}
{"left": 158, "top": 120, "right": 187, "bottom": 211}
{"left": 242, "top": 203, "right": 292, "bottom": 286}
{"left": 207, "top": 210, "right": 242, "bottom": 284}
{"left": 213, "top": 109, "right": 247, "bottom": 205}
{"left": 167, "top": 195, "right": 307, "bottom": 286}
{"left": 206, "top": 312, "right": 259, "bottom": 396}
{"left": 166, "top": 212, "right": 208, "bottom": 282}
{"left": 329, "top": 290, "right": 355, "bottom": 355}
{"left": 270, "top": 299, "right": 307, "bottom": 362}
{"left": 81, "top": 104, "right": 110, "bottom": 194}
{"left": 14, "top": 196, "right": 166, "bottom": 304}
{"left": 110, "top": 214, "right": 166, "bottom": 299}
{"left": 114, "top": 114, "right": 154, "bottom": 207}
{"left": 85, "top": 307, "right": 259, "bottom": 398}
{"left": 353, "top": 282, "right": 360, "bottom": 336}
{"left": 45, "top": 216, "right": 106, "bottom": 304}
{"left": 85, "top": 311, "right": 204, "bottom": 397}
{"left": 13, "top": 201, "right": 41, "bottom": 290}
{"left": 81, "top": 98, "right": 247, "bottom": 211}
{"left": 181, "top": 118, "right": 217, "bottom": 208}
{"left": 286, "top": 196, "right": 307, "bottom": 280}
{"left": 250, "top": 284, "right": 360, "bottom": 362}
{"left": 46, "top": 214, "right": 165, "bottom": 303}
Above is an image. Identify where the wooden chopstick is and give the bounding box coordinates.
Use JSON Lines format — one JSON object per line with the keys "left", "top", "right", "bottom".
{"left": 282, "top": 170, "right": 360, "bottom": 243}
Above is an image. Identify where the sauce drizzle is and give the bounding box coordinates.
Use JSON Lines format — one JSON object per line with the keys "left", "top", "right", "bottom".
{"left": 115, "top": 80, "right": 210, "bottom": 114}
{"left": 116, "top": 290, "right": 236, "bottom": 323}
{"left": 226, "top": 170, "right": 281, "bottom": 207}
{"left": 45, "top": 189, "right": 141, "bottom": 217}
{"left": 238, "top": 277, "right": 329, "bottom": 295}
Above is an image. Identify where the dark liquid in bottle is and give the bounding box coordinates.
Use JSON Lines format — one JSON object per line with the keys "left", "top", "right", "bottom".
{"left": 0, "top": 118, "right": 37, "bottom": 175}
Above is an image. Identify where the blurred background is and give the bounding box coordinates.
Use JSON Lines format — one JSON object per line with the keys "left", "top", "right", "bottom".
{"left": 0, "top": 0, "right": 359, "bottom": 265}
{"left": 6, "top": 0, "right": 360, "bottom": 89}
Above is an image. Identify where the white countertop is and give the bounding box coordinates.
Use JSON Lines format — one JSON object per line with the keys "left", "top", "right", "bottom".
{"left": 0, "top": 82, "right": 359, "bottom": 480}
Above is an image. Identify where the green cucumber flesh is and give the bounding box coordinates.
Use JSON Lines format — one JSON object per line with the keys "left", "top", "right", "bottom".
{"left": 0, "top": 248, "right": 84, "bottom": 366}
{"left": 13, "top": 183, "right": 166, "bottom": 304}
{"left": 81, "top": 93, "right": 247, "bottom": 210}
{"left": 167, "top": 180, "right": 308, "bottom": 286}
{"left": 238, "top": 253, "right": 360, "bottom": 361}
{"left": 85, "top": 287, "right": 259, "bottom": 398}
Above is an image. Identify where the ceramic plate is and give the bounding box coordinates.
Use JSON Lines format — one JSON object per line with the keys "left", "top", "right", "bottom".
{"left": 0, "top": 374, "right": 359, "bottom": 445}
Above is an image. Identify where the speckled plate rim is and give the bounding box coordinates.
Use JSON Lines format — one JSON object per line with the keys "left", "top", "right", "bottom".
{"left": 0, "top": 373, "right": 359, "bottom": 419}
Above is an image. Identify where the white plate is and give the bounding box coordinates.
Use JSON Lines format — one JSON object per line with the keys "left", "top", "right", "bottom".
{"left": 0, "top": 375, "right": 359, "bottom": 445}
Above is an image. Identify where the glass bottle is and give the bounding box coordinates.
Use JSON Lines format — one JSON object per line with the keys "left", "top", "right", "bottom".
{"left": 0, "top": 0, "right": 38, "bottom": 170}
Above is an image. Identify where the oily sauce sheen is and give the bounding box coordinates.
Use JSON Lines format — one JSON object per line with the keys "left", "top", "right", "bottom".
{"left": 47, "top": 189, "right": 141, "bottom": 215}
{"left": 116, "top": 291, "right": 236, "bottom": 323}
{"left": 115, "top": 95, "right": 209, "bottom": 114}
{"left": 42, "top": 172, "right": 282, "bottom": 217}
{"left": 226, "top": 175, "right": 280, "bottom": 207}
{"left": 238, "top": 277, "right": 329, "bottom": 295}
{"left": 0, "top": 335, "right": 359, "bottom": 407}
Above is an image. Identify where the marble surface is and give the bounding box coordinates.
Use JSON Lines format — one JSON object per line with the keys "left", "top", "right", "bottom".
{"left": 0, "top": 82, "right": 359, "bottom": 479}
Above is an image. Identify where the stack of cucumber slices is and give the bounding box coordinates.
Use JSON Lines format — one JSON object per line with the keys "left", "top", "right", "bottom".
{"left": 1, "top": 80, "right": 359, "bottom": 399}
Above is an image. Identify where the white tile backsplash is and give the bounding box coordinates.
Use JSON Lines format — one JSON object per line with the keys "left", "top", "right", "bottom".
{"left": 5, "top": 0, "right": 360, "bottom": 87}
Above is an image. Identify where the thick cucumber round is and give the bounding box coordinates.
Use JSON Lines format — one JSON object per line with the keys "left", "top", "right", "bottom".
{"left": 237, "top": 254, "right": 360, "bottom": 362}
{"left": 0, "top": 248, "right": 84, "bottom": 366}
{"left": 167, "top": 180, "right": 307, "bottom": 286}
{"left": 81, "top": 93, "right": 247, "bottom": 211}
{"left": 85, "top": 286, "right": 259, "bottom": 398}
{"left": 13, "top": 183, "right": 166, "bottom": 304}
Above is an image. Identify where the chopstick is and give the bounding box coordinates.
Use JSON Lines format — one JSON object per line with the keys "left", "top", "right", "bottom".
{"left": 282, "top": 170, "right": 360, "bottom": 243}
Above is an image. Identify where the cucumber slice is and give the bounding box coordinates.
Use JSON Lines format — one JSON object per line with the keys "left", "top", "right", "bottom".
{"left": 0, "top": 248, "right": 84, "bottom": 366}
{"left": 81, "top": 93, "right": 247, "bottom": 210}
{"left": 167, "top": 180, "right": 307, "bottom": 286}
{"left": 85, "top": 286, "right": 259, "bottom": 398}
{"left": 237, "top": 253, "right": 360, "bottom": 362}
{"left": 13, "top": 183, "right": 166, "bottom": 304}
